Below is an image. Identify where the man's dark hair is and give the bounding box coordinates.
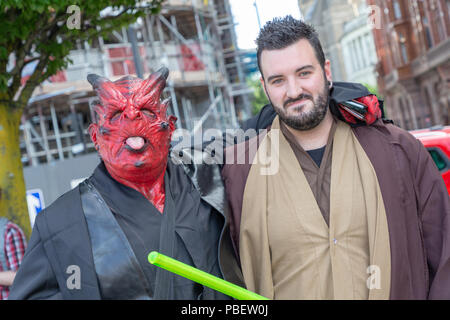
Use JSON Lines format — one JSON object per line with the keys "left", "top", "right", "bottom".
{"left": 256, "top": 15, "right": 326, "bottom": 78}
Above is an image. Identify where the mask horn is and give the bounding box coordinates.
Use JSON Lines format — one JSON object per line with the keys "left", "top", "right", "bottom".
{"left": 155, "top": 67, "right": 169, "bottom": 81}
{"left": 87, "top": 74, "right": 111, "bottom": 90}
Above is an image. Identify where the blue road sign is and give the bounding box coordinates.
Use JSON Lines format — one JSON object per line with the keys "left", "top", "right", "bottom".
{"left": 26, "top": 189, "right": 45, "bottom": 227}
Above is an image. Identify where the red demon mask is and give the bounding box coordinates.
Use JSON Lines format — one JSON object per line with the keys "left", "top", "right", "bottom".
{"left": 87, "top": 68, "right": 176, "bottom": 211}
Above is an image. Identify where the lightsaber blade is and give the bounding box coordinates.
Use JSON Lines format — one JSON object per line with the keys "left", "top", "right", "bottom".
{"left": 148, "top": 251, "right": 269, "bottom": 300}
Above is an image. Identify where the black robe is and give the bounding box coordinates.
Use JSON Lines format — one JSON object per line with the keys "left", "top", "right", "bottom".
{"left": 9, "top": 158, "right": 232, "bottom": 300}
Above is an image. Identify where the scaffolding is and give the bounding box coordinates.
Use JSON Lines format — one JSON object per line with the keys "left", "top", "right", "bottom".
{"left": 20, "top": 0, "right": 252, "bottom": 167}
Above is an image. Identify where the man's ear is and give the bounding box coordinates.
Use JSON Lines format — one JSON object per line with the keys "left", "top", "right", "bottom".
{"left": 324, "top": 59, "right": 333, "bottom": 84}
{"left": 259, "top": 76, "right": 265, "bottom": 89}
{"left": 260, "top": 76, "right": 269, "bottom": 99}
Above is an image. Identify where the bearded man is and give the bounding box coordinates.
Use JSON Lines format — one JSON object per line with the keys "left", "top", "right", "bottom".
{"left": 9, "top": 68, "right": 242, "bottom": 300}
{"left": 221, "top": 16, "right": 450, "bottom": 300}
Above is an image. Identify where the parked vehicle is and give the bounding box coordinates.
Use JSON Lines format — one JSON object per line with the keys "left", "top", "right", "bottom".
{"left": 410, "top": 126, "right": 450, "bottom": 195}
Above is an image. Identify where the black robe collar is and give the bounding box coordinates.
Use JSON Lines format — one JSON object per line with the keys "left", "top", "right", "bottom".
{"left": 89, "top": 161, "right": 163, "bottom": 219}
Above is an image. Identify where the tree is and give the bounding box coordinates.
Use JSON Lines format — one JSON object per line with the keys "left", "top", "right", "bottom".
{"left": 0, "top": 0, "right": 164, "bottom": 237}
{"left": 247, "top": 76, "right": 269, "bottom": 115}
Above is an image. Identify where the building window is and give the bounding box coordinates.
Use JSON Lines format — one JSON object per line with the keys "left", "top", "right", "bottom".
{"left": 422, "top": 17, "right": 434, "bottom": 48}
{"left": 357, "top": 38, "right": 364, "bottom": 69}
{"left": 400, "top": 42, "right": 408, "bottom": 63}
{"left": 437, "top": 22, "right": 446, "bottom": 43}
{"left": 357, "top": 37, "right": 367, "bottom": 68}
{"left": 364, "top": 33, "right": 376, "bottom": 65}
{"left": 351, "top": 39, "right": 360, "bottom": 70}
{"left": 436, "top": 11, "right": 446, "bottom": 42}
{"left": 398, "top": 97, "right": 408, "bottom": 129}
{"left": 399, "top": 34, "right": 408, "bottom": 63}
{"left": 350, "top": 42, "right": 358, "bottom": 72}
{"left": 393, "top": 0, "right": 402, "bottom": 19}
{"left": 343, "top": 45, "right": 354, "bottom": 74}
{"left": 447, "top": 0, "right": 450, "bottom": 20}
{"left": 422, "top": 87, "right": 434, "bottom": 127}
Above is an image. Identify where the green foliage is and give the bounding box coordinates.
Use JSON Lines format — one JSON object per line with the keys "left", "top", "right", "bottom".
{"left": 247, "top": 76, "right": 269, "bottom": 115}
{"left": 362, "top": 83, "right": 381, "bottom": 99}
{"left": 0, "top": 0, "right": 165, "bottom": 107}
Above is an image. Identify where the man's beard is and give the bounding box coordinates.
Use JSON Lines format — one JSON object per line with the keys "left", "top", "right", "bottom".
{"left": 267, "top": 78, "right": 330, "bottom": 131}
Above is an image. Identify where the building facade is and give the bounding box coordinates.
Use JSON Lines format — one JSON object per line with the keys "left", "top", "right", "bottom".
{"left": 368, "top": 0, "right": 450, "bottom": 129}
{"left": 298, "top": 0, "right": 378, "bottom": 86}
{"left": 341, "top": 13, "right": 378, "bottom": 87}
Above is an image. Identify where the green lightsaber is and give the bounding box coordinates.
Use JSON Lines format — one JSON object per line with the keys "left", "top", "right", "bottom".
{"left": 148, "top": 251, "right": 269, "bottom": 300}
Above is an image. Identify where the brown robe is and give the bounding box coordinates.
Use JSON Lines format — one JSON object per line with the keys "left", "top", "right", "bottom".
{"left": 239, "top": 117, "right": 390, "bottom": 299}
{"left": 279, "top": 119, "right": 335, "bottom": 226}
{"left": 221, "top": 118, "right": 450, "bottom": 299}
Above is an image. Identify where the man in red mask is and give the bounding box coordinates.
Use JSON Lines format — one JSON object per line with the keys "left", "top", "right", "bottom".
{"left": 87, "top": 69, "right": 176, "bottom": 213}
{"left": 9, "top": 68, "right": 243, "bottom": 300}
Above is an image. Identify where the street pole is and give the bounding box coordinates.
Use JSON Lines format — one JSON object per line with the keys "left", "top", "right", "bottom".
{"left": 127, "top": 26, "right": 144, "bottom": 78}
{"left": 253, "top": 0, "right": 261, "bottom": 30}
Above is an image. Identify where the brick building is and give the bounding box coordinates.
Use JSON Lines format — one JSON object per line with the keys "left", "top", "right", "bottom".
{"left": 367, "top": 0, "right": 450, "bottom": 129}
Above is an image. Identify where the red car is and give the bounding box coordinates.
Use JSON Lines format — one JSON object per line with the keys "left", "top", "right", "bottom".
{"left": 410, "top": 126, "right": 450, "bottom": 195}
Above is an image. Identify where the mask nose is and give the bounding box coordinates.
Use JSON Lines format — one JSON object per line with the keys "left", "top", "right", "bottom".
{"left": 123, "top": 106, "right": 140, "bottom": 120}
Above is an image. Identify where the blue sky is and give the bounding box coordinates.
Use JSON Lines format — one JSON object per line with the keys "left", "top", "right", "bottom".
{"left": 229, "top": 0, "right": 302, "bottom": 50}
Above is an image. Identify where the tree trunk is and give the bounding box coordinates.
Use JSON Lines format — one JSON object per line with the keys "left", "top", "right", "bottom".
{"left": 0, "top": 104, "right": 31, "bottom": 239}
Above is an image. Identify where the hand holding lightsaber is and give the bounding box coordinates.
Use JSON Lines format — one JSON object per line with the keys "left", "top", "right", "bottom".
{"left": 148, "top": 251, "right": 269, "bottom": 300}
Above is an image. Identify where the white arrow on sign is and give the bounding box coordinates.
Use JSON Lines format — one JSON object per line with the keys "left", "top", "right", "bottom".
{"left": 26, "top": 189, "right": 45, "bottom": 228}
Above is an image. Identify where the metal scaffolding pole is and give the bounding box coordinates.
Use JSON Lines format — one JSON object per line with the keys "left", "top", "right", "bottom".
{"left": 181, "top": 96, "right": 192, "bottom": 130}
{"left": 168, "top": 85, "right": 183, "bottom": 129}
{"left": 193, "top": 7, "right": 222, "bottom": 129}
{"left": 50, "top": 103, "right": 64, "bottom": 160}
{"left": 158, "top": 15, "right": 204, "bottom": 66}
{"left": 193, "top": 9, "right": 215, "bottom": 103}
{"left": 191, "top": 94, "right": 222, "bottom": 135}
{"left": 37, "top": 105, "right": 53, "bottom": 163}
{"left": 209, "top": 0, "right": 240, "bottom": 127}
{"left": 127, "top": 26, "right": 144, "bottom": 78}
{"left": 158, "top": 13, "right": 223, "bottom": 130}
{"left": 97, "top": 27, "right": 110, "bottom": 78}
{"left": 21, "top": 115, "right": 38, "bottom": 167}
{"left": 143, "top": 15, "right": 157, "bottom": 71}
{"left": 170, "top": 15, "right": 186, "bottom": 83}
